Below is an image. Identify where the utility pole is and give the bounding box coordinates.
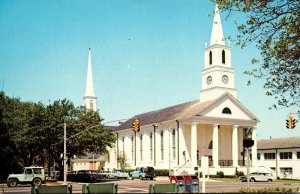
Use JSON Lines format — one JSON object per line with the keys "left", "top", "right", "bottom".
{"left": 246, "top": 147, "right": 250, "bottom": 189}
{"left": 63, "top": 122, "right": 67, "bottom": 184}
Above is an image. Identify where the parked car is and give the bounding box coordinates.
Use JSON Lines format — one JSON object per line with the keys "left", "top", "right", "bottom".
{"left": 74, "top": 170, "right": 105, "bottom": 183}
{"left": 240, "top": 172, "right": 275, "bottom": 182}
{"left": 67, "top": 171, "right": 77, "bottom": 182}
{"left": 106, "top": 169, "right": 129, "bottom": 179}
{"left": 7, "top": 166, "right": 46, "bottom": 187}
{"left": 130, "top": 166, "right": 155, "bottom": 180}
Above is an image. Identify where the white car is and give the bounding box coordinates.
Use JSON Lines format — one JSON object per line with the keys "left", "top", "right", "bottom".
{"left": 240, "top": 172, "right": 275, "bottom": 182}
{"left": 106, "top": 169, "right": 129, "bottom": 179}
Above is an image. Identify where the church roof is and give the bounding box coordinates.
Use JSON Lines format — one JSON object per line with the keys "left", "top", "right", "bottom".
{"left": 115, "top": 100, "right": 214, "bottom": 131}
{"left": 115, "top": 92, "right": 258, "bottom": 131}
{"left": 258, "top": 136, "right": 300, "bottom": 150}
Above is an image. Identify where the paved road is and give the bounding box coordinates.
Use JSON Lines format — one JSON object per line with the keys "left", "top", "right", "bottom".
{"left": 1, "top": 178, "right": 300, "bottom": 193}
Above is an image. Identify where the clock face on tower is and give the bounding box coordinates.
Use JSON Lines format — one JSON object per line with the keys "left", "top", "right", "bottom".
{"left": 222, "top": 75, "right": 229, "bottom": 84}
{"left": 206, "top": 76, "right": 212, "bottom": 85}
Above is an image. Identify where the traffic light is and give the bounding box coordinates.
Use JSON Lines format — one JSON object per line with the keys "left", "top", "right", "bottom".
{"left": 243, "top": 139, "right": 254, "bottom": 148}
{"left": 132, "top": 118, "right": 140, "bottom": 132}
{"left": 286, "top": 115, "right": 296, "bottom": 129}
{"left": 291, "top": 118, "right": 296, "bottom": 129}
{"left": 286, "top": 119, "right": 290, "bottom": 128}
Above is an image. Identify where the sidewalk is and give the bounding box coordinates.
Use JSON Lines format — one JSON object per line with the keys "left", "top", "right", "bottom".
{"left": 155, "top": 176, "right": 222, "bottom": 182}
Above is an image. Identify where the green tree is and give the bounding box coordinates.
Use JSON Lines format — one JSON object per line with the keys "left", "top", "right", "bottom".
{"left": 0, "top": 92, "right": 23, "bottom": 180}
{"left": 216, "top": 0, "right": 300, "bottom": 109}
{"left": 0, "top": 92, "right": 116, "bottom": 179}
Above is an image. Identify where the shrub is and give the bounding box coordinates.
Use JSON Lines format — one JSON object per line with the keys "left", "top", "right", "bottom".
{"left": 154, "top": 169, "right": 169, "bottom": 176}
{"left": 216, "top": 171, "right": 224, "bottom": 178}
{"left": 237, "top": 171, "right": 244, "bottom": 177}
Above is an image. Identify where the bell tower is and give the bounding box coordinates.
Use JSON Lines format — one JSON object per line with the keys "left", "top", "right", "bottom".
{"left": 83, "top": 48, "right": 97, "bottom": 111}
{"left": 200, "top": 4, "right": 237, "bottom": 102}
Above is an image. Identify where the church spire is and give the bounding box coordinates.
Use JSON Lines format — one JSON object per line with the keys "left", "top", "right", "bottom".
{"left": 200, "top": 3, "right": 237, "bottom": 102}
{"left": 210, "top": 4, "right": 225, "bottom": 46}
{"left": 84, "top": 48, "right": 97, "bottom": 111}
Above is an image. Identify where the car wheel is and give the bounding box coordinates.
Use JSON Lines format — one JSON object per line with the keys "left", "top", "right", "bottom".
{"left": 139, "top": 176, "right": 143, "bottom": 180}
{"left": 7, "top": 179, "right": 18, "bottom": 187}
{"left": 150, "top": 177, "right": 153, "bottom": 180}
{"left": 32, "top": 178, "right": 42, "bottom": 186}
{"left": 250, "top": 178, "right": 255, "bottom": 182}
{"left": 268, "top": 179, "right": 272, "bottom": 182}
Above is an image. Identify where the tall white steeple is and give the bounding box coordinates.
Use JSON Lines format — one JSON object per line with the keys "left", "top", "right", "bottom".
{"left": 84, "top": 48, "right": 97, "bottom": 111}
{"left": 210, "top": 4, "right": 225, "bottom": 46}
{"left": 200, "top": 4, "right": 237, "bottom": 102}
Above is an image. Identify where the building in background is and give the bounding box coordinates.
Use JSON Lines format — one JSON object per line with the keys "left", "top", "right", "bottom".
{"left": 257, "top": 136, "right": 300, "bottom": 179}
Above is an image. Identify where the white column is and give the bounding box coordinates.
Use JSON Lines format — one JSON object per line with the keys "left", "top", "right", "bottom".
{"left": 178, "top": 125, "right": 186, "bottom": 164}
{"left": 191, "top": 122, "right": 198, "bottom": 168}
{"left": 232, "top": 125, "right": 239, "bottom": 167}
{"left": 251, "top": 126, "right": 257, "bottom": 166}
{"left": 212, "top": 124, "right": 219, "bottom": 167}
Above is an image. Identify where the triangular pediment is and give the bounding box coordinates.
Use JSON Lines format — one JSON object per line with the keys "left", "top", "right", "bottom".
{"left": 197, "top": 92, "right": 259, "bottom": 121}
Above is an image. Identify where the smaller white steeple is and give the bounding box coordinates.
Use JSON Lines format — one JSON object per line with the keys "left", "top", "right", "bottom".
{"left": 210, "top": 4, "right": 225, "bottom": 46}
{"left": 84, "top": 48, "right": 97, "bottom": 111}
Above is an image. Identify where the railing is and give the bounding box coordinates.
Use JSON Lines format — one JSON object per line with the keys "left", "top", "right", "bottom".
{"left": 218, "top": 160, "right": 233, "bottom": 166}
{"left": 197, "top": 160, "right": 213, "bottom": 166}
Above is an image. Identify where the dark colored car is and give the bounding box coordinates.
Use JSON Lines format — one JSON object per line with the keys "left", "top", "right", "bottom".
{"left": 67, "top": 171, "right": 77, "bottom": 182}
{"left": 74, "top": 170, "right": 105, "bottom": 183}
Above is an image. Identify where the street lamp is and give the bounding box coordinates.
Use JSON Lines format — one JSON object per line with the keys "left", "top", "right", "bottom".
{"left": 63, "top": 118, "right": 128, "bottom": 184}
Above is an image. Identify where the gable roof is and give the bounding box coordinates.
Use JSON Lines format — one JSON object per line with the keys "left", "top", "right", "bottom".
{"left": 258, "top": 136, "right": 300, "bottom": 150}
{"left": 198, "top": 92, "right": 259, "bottom": 121}
{"left": 115, "top": 93, "right": 258, "bottom": 131}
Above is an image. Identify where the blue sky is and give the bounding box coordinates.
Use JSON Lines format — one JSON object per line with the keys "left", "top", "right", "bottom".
{"left": 0, "top": 0, "right": 299, "bottom": 140}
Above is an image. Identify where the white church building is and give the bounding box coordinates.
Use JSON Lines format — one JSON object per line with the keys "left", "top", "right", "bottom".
{"left": 105, "top": 4, "right": 259, "bottom": 176}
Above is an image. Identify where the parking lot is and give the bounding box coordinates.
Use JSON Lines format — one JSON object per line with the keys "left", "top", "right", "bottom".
{"left": 1, "top": 177, "right": 300, "bottom": 193}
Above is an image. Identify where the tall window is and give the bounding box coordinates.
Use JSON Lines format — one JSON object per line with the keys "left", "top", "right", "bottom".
{"left": 222, "top": 50, "right": 225, "bottom": 64}
{"left": 122, "top": 137, "right": 125, "bottom": 157}
{"left": 160, "top": 131, "right": 164, "bottom": 160}
{"left": 297, "top": 152, "right": 300, "bottom": 159}
{"left": 172, "top": 129, "right": 176, "bottom": 160}
{"left": 131, "top": 136, "right": 134, "bottom": 161}
{"left": 280, "top": 152, "right": 292, "bottom": 159}
{"left": 209, "top": 51, "right": 212, "bottom": 65}
{"left": 140, "top": 134, "right": 143, "bottom": 161}
{"left": 257, "top": 153, "right": 261, "bottom": 160}
{"left": 150, "top": 133, "right": 153, "bottom": 161}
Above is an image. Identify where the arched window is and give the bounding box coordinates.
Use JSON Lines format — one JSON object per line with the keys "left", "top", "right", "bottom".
{"left": 209, "top": 51, "right": 212, "bottom": 65}
{"left": 160, "top": 131, "right": 164, "bottom": 160}
{"left": 208, "top": 140, "right": 213, "bottom": 149}
{"left": 222, "top": 50, "right": 225, "bottom": 64}
{"left": 222, "top": 107, "right": 232, "bottom": 114}
{"left": 150, "top": 133, "right": 153, "bottom": 161}
{"left": 90, "top": 99, "right": 94, "bottom": 110}
{"left": 140, "top": 134, "right": 143, "bottom": 161}
{"left": 172, "top": 129, "right": 176, "bottom": 160}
